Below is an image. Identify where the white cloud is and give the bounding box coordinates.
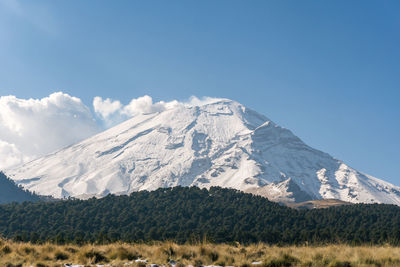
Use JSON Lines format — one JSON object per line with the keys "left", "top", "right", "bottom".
{"left": 123, "top": 95, "right": 179, "bottom": 115}
{"left": 93, "top": 96, "right": 122, "bottom": 118}
{"left": 0, "top": 92, "right": 100, "bottom": 170}
{"left": 93, "top": 95, "right": 181, "bottom": 127}
{"left": 0, "top": 140, "right": 29, "bottom": 169}
{"left": 184, "top": 96, "right": 224, "bottom": 107}
{"left": 93, "top": 95, "right": 222, "bottom": 127}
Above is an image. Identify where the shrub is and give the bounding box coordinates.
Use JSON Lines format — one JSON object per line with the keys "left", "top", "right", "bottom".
{"left": 2, "top": 245, "right": 12, "bottom": 254}
{"left": 209, "top": 251, "right": 219, "bottom": 262}
{"left": 266, "top": 254, "right": 299, "bottom": 267}
{"left": 22, "top": 246, "right": 35, "bottom": 254}
{"left": 54, "top": 251, "right": 69, "bottom": 260}
{"left": 114, "top": 247, "right": 138, "bottom": 260}
{"left": 84, "top": 250, "right": 108, "bottom": 263}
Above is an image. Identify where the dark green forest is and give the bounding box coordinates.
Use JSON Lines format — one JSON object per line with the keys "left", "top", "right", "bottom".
{"left": 1, "top": 186, "right": 400, "bottom": 245}
{"left": 0, "top": 172, "right": 40, "bottom": 204}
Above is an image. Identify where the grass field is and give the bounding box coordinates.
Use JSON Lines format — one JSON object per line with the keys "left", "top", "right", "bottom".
{"left": 1, "top": 238, "right": 400, "bottom": 267}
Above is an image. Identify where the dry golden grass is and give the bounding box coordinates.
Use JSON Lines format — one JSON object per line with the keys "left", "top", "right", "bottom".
{"left": 1, "top": 238, "right": 400, "bottom": 266}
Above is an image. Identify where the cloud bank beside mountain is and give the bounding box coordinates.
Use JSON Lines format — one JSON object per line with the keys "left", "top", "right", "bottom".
{"left": 0, "top": 92, "right": 220, "bottom": 170}
{"left": 0, "top": 92, "right": 99, "bottom": 170}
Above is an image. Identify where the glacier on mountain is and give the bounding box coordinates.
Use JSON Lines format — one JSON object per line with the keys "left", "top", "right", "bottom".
{"left": 5, "top": 99, "right": 400, "bottom": 205}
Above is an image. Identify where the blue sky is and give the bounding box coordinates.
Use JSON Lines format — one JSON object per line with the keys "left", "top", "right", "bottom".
{"left": 0, "top": 1, "right": 399, "bottom": 184}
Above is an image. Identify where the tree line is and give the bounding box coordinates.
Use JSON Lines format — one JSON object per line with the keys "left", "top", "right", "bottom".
{"left": 0, "top": 186, "right": 399, "bottom": 245}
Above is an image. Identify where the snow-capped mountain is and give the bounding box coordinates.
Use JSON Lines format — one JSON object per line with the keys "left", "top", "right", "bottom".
{"left": 5, "top": 99, "right": 400, "bottom": 204}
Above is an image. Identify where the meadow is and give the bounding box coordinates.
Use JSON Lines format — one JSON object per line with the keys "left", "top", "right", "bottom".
{"left": 1, "top": 238, "right": 400, "bottom": 267}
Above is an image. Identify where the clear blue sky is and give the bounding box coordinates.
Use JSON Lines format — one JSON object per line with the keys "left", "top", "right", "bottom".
{"left": 0, "top": 1, "right": 399, "bottom": 184}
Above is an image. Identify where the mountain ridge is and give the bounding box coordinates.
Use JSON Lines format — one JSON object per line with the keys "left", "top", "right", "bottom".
{"left": 0, "top": 172, "right": 40, "bottom": 204}
{"left": 6, "top": 99, "right": 400, "bottom": 205}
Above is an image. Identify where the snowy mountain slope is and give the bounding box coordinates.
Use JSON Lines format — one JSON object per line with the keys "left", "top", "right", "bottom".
{"left": 5, "top": 99, "right": 400, "bottom": 205}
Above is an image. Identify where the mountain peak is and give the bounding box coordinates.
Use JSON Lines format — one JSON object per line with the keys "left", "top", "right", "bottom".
{"left": 6, "top": 100, "right": 400, "bottom": 205}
